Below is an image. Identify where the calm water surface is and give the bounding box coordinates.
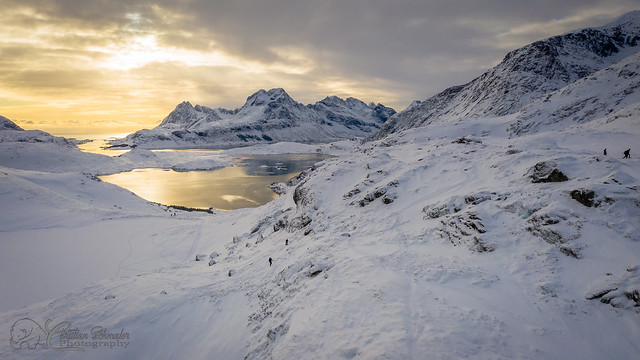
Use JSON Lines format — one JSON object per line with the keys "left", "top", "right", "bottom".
{"left": 100, "top": 154, "right": 331, "bottom": 211}
{"left": 57, "top": 133, "right": 132, "bottom": 156}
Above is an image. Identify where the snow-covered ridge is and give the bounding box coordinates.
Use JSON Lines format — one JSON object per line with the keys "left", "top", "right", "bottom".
{"left": 371, "top": 10, "right": 640, "bottom": 139}
{"left": 0, "top": 117, "right": 233, "bottom": 174}
{"left": 112, "top": 88, "right": 395, "bottom": 149}
{"left": 510, "top": 51, "right": 640, "bottom": 135}
{"left": 3, "top": 108, "right": 639, "bottom": 358}
{"left": 0, "top": 115, "right": 23, "bottom": 131}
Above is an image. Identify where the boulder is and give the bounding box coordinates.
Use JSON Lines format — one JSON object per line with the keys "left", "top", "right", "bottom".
{"left": 570, "top": 189, "right": 595, "bottom": 207}
{"left": 528, "top": 161, "right": 568, "bottom": 183}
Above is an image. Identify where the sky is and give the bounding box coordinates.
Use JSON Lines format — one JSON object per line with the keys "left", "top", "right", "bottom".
{"left": 1, "top": 1, "right": 639, "bottom": 134}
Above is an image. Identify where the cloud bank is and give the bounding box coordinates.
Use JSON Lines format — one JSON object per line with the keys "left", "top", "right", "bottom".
{"left": 1, "top": 0, "right": 638, "bottom": 133}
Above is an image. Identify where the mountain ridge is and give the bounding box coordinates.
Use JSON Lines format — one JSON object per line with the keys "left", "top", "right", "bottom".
{"left": 370, "top": 10, "right": 640, "bottom": 140}
{"left": 114, "top": 88, "right": 395, "bottom": 149}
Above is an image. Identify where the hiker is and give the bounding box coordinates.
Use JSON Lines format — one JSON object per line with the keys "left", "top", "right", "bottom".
{"left": 604, "top": 148, "right": 607, "bottom": 156}
{"left": 269, "top": 257, "right": 273, "bottom": 266}
{"left": 624, "top": 149, "right": 631, "bottom": 159}
{"left": 285, "top": 239, "right": 289, "bottom": 246}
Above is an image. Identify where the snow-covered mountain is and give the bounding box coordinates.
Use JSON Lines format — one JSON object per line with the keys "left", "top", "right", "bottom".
{"left": 371, "top": 10, "right": 640, "bottom": 140}
{"left": 113, "top": 88, "right": 395, "bottom": 149}
{"left": 0, "top": 115, "right": 23, "bottom": 131}
{"left": 509, "top": 50, "right": 640, "bottom": 135}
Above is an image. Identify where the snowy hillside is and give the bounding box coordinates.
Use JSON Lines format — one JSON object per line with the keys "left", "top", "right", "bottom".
{"left": 0, "top": 119, "right": 234, "bottom": 174}
{"left": 112, "top": 88, "right": 395, "bottom": 149}
{"left": 372, "top": 10, "right": 640, "bottom": 139}
{"left": 509, "top": 51, "right": 640, "bottom": 135}
{"left": 2, "top": 109, "right": 639, "bottom": 359}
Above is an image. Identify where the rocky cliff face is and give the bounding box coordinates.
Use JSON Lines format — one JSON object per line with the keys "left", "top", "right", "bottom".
{"left": 370, "top": 11, "right": 640, "bottom": 140}
{"left": 114, "top": 88, "right": 395, "bottom": 149}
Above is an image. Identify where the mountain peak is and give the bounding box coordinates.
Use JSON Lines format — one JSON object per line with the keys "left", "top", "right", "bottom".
{"left": 600, "top": 10, "right": 640, "bottom": 30}
{"left": 267, "top": 88, "right": 288, "bottom": 96}
{"left": 176, "top": 101, "right": 193, "bottom": 108}
{"left": 113, "top": 88, "right": 394, "bottom": 148}
{"left": 370, "top": 12, "right": 640, "bottom": 140}
{"left": 0, "top": 115, "right": 23, "bottom": 131}
{"left": 158, "top": 100, "right": 218, "bottom": 129}
{"left": 244, "top": 88, "right": 297, "bottom": 108}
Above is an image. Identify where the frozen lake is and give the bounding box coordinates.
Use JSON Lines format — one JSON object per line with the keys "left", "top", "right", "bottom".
{"left": 100, "top": 153, "right": 331, "bottom": 211}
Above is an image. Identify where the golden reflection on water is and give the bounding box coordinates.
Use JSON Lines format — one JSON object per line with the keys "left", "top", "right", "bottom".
{"left": 59, "top": 133, "right": 132, "bottom": 156}
{"left": 99, "top": 154, "right": 330, "bottom": 211}
{"left": 101, "top": 166, "right": 294, "bottom": 211}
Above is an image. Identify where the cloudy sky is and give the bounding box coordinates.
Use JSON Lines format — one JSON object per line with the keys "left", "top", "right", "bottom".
{"left": 1, "top": 0, "right": 639, "bottom": 134}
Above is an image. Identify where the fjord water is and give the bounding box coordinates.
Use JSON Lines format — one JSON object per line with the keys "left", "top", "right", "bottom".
{"left": 100, "top": 154, "right": 331, "bottom": 211}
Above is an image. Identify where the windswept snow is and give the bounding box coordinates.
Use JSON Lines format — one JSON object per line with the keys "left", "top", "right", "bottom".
{"left": 2, "top": 106, "right": 639, "bottom": 359}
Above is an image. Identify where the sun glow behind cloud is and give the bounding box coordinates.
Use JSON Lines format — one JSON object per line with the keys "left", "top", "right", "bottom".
{"left": 91, "top": 34, "right": 237, "bottom": 71}
{"left": 0, "top": 6, "right": 307, "bottom": 133}
{"left": 0, "top": 1, "right": 637, "bottom": 135}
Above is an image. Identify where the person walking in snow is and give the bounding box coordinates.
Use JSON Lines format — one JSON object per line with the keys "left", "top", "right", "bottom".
{"left": 604, "top": 148, "right": 607, "bottom": 156}
{"left": 269, "top": 257, "right": 273, "bottom": 266}
{"left": 624, "top": 149, "right": 631, "bottom": 158}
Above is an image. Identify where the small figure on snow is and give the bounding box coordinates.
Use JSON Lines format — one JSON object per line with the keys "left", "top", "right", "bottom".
{"left": 285, "top": 239, "right": 289, "bottom": 246}
{"left": 624, "top": 149, "right": 631, "bottom": 159}
{"left": 269, "top": 257, "right": 273, "bottom": 266}
{"left": 604, "top": 148, "right": 607, "bottom": 156}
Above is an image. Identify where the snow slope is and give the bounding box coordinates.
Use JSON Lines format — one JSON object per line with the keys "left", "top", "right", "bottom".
{"left": 509, "top": 50, "right": 640, "bottom": 135}
{"left": 372, "top": 10, "right": 640, "bottom": 139}
{"left": 111, "top": 88, "right": 395, "bottom": 149}
{"left": 0, "top": 125, "right": 233, "bottom": 174}
{"left": 2, "top": 111, "right": 638, "bottom": 359}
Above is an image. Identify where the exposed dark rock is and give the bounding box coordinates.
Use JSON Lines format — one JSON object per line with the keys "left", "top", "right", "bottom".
{"left": 424, "top": 192, "right": 492, "bottom": 219}
{"left": 273, "top": 219, "right": 287, "bottom": 232}
{"left": 288, "top": 215, "right": 312, "bottom": 230}
{"left": 452, "top": 137, "right": 482, "bottom": 145}
{"left": 528, "top": 161, "right": 569, "bottom": 183}
{"left": 587, "top": 266, "right": 640, "bottom": 310}
{"left": 438, "top": 212, "right": 493, "bottom": 252}
{"left": 570, "top": 189, "right": 595, "bottom": 207}
{"left": 469, "top": 237, "right": 496, "bottom": 253}
{"left": 354, "top": 180, "right": 399, "bottom": 207}
{"left": 293, "top": 185, "right": 312, "bottom": 208}
{"left": 382, "top": 195, "right": 396, "bottom": 204}
{"left": 343, "top": 188, "right": 362, "bottom": 199}
{"left": 586, "top": 288, "right": 616, "bottom": 300}
{"left": 533, "top": 226, "right": 564, "bottom": 245}
{"left": 559, "top": 246, "right": 582, "bottom": 259}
